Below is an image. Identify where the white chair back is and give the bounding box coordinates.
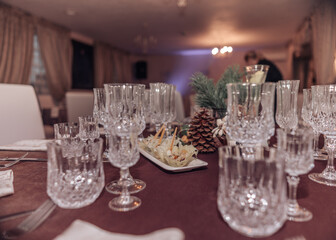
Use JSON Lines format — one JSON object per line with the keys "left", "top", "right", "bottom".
{"left": 0, "top": 84, "right": 45, "bottom": 145}
{"left": 65, "top": 91, "right": 94, "bottom": 123}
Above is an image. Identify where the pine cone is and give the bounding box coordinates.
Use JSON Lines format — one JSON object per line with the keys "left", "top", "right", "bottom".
{"left": 188, "top": 108, "right": 217, "bottom": 153}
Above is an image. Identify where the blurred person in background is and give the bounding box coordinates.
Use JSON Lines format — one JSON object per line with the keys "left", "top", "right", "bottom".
{"left": 244, "top": 50, "right": 283, "bottom": 83}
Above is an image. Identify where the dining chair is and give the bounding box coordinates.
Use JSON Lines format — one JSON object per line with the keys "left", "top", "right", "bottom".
{"left": 65, "top": 91, "right": 94, "bottom": 123}
{"left": 0, "top": 84, "right": 45, "bottom": 145}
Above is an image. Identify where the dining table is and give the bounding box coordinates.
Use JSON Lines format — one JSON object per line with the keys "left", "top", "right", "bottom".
{"left": 0, "top": 142, "right": 336, "bottom": 240}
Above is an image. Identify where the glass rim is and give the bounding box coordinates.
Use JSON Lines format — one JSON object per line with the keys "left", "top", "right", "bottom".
{"left": 244, "top": 64, "right": 270, "bottom": 70}
{"left": 226, "top": 82, "right": 275, "bottom": 87}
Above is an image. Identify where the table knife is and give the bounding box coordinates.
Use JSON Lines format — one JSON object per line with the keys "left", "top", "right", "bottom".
{"left": 0, "top": 210, "right": 34, "bottom": 223}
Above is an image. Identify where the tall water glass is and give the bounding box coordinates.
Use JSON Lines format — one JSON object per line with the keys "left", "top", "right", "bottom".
{"left": 47, "top": 139, "right": 104, "bottom": 209}
{"left": 309, "top": 84, "right": 336, "bottom": 186}
{"left": 226, "top": 82, "right": 275, "bottom": 149}
{"left": 93, "top": 88, "right": 110, "bottom": 158}
{"left": 276, "top": 80, "right": 300, "bottom": 131}
{"left": 244, "top": 64, "right": 269, "bottom": 83}
{"left": 108, "top": 129, "right": 141, "bottom": 211}
{"left": 104, "top": 83, "right": 146, "bottom": 194}
{"left": 79, "top": 116, "right": 100, "bottom": 142}
{"left": 149, "top": 83, "right": 175, "bottom": 132}
{"left": 302, "top": 89, "right": 327, "bottom": 160}
{"left": 277, "top": 128, "right": 314, "bottom": 221}
{"left": 218, "top": 145, "right": 287, "bottom": 238}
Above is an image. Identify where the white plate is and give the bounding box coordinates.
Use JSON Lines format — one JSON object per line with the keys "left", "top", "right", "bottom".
{"left": 139, "top": 148, "right": 208, "bottom": 172}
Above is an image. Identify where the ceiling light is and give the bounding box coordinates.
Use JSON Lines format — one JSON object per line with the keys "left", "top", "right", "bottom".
{"left": 212, "top": 46, "right": 233, "bottom": 57}
{"left": 212, "top": 47, "right": 219, "bottom": 55}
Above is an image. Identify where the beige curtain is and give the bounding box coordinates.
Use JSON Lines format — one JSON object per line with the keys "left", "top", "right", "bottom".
{"left": 0, "top": 5, "right": 34, "bottom": 84}
{"left": 37, "top": 21, "right": 72, "bottom": 102}
{"left": 312, "top": 0, "right": 336, "bottom": 84}
{"left": 94, "top": 42, "right": 115, "bottom": 87}
{"left": 94, "top": 42, "right": 131, "bottom": 87}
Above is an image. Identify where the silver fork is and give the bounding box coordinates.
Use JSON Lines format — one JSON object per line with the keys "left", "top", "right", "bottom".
{"left": 1, "top": 199, "right": 56, "bottom": 239}
{"left": 0, "top": 153, "right": 28, "bottom": 168}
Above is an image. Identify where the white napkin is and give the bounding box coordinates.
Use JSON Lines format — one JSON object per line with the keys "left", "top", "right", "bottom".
{"left": 0, "top": 139, "right": 52, "bottom": 151}
{"left": 0, "top": 170, "right": 14, "bottom": 197}
{"left": 54, "top": 220, "right": 185, "bottom": 240}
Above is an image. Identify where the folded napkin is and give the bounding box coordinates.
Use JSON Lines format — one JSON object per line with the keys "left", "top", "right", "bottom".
{"left": 0, "top": 139, "right": 52, "bottom": 151}
{"left": 0, "top": 170, "right": 14, "bottom": 197}
{"left": 54, "top": 220, "right": 185, "bottom": 240}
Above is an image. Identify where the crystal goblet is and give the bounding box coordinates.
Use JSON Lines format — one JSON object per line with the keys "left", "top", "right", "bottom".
{"left": 276, "top": 80, "right": 300, "bottom": 131}
{"left": 93, "top": 88, "right": 110, "bottom": 158}
{"left": 302, "top": 89, "right": 327, "bottom": 160}
{"left": 277, "top": 128, "right": 314, "bottom": 221}
{"left": 78, "top": 116, "right": 100, "bottom": 142}
{"left": 104, "top": 83, "right": 146, "bottom": 194}
{"left": 309, "top": 84, "right": 336, "bottom": 186}
{"left": 107, "top": 129, "right": 141, "bottom": 212}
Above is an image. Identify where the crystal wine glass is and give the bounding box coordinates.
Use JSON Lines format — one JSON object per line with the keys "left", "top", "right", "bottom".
{"left": 244, "top": 64, "right": 269, "bottom": 83}
{"left": 277, "top": 128, "right": 314, "bottom": 221}
{"left": 78, "top": 116, "right": 100, "bottom": 142}
{"left": 226, "top": 82, "right": 275, "bottom": 154}
{"left": 107, "top": 129, "right": 141, "bottom": 211}
{"left": 309, "top": 84, "right": 336, "bottom": 186}
{"left": 104, "top": 83, "right": 146, "bottom": 194}
{"left": 276, "top": 80, "right": 300, "bottom": 131}
{"left": 149, "top": 83, "right": 175, "bottom": 133}
{"left": 302, "top": 89, "right": 327, "bottom": 160}
{"left": 93, "top": 88, "right": 110, "bottom": 158}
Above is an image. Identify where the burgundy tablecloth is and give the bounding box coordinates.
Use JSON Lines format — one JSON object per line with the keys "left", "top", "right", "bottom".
{"left": 0, "top": 150, "right": 335, "bottom": 240}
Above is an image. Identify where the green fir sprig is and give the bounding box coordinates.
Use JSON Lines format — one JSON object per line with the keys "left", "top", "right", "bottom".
{"left": 190, "top": 65, "right": 243, "bottom": 113}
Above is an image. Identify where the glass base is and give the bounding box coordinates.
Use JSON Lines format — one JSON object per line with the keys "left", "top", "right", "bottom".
{"left": 105, "top": 179, "right": 146, "bottom": 194}
{"left": 103, "top": 150, "right": 109, "bottom": 159}
{"left": 108, "top": 196, "right": 141, "bottom": 212}
{"left": 314, "top": 151, "right": 328, "bottom": 161}
{"left": 308, "top": 173, "right": 336, "bottom": 187}
{"left": 287, "top": 206, "right": 312, "bottom": 222}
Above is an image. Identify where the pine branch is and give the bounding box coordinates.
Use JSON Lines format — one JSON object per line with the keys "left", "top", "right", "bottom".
{"left": 190, "top": 73, "right": 217, "bottom": 109}
{"left": 190, "top": 66, "right": 243, "bottom": 113}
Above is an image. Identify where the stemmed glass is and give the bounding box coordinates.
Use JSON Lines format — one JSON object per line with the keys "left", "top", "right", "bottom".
{"left": 302, "top": 89, "right": 327, "bottom": 160}
{"left": 226, "top": 82, "right": 275, "bottom": 154}
{"left": 104, "top": 83, "right": 146, "bottom": 194}
{"left": 277, "top": 128, "right": 314, "bottom": 221}
{"left": 108, "top": 129, "right": 141, "bottom": 211}
{"left": 276, "top": 80, "right": 300, "bottom": 131}
{"left": 54, "top": 122, "right": 83, "bottom": 158}
{"left": 93, "top": 88, "right": 110, "bottom": 158}
{"left": 244, "top": 64, "right": 269, "bottom": 83}
{"left": 309, "top": 84, "right": 336, "bottom": 186}
{"left": 149, "top": 83, "right": 175, "bottom": 133}
{"left": 167, "top": 85, "right": 177, "bottom": 135}
{"left": 78, "top": 116, "right": 100, "bottom": 142}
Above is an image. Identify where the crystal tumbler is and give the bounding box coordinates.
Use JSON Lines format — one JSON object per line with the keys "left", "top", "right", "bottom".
{"left": 47, "top": 139, "right": 104, "bottom": 209}
{"left": 218, "top": 145, "right": 287, "bottom": 238}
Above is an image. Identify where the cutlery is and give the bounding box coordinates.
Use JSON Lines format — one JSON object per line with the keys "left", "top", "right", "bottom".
{"left": 1, "top": 199, "right": 56, "bottom": 239}
{"left": 0, "top": 158, "right": 47, "bottom": 162}
{"left": 0, "top": 210, "right": 35, "bottom": 223}
{"left": 0, "top": 153, "right": 29, "bottom": 168}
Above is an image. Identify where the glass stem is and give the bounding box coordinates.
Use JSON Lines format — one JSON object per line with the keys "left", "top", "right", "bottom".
{"left": 323, "top": 137, "right": 336, "bottom": 178}
{"left": 105, "top": 133, "right": 110, "bottom": 152}
{"left": 287, "top": 175, "right": 300, "bottom": 215}
{"left": 119, "top": 168, "right": 131, "bottom": 203}
{"left": 313, "top": 131, "right": 320, "bottom": 153}
{"left": 118, "top": 168, "right": 134, "bottom": 186}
